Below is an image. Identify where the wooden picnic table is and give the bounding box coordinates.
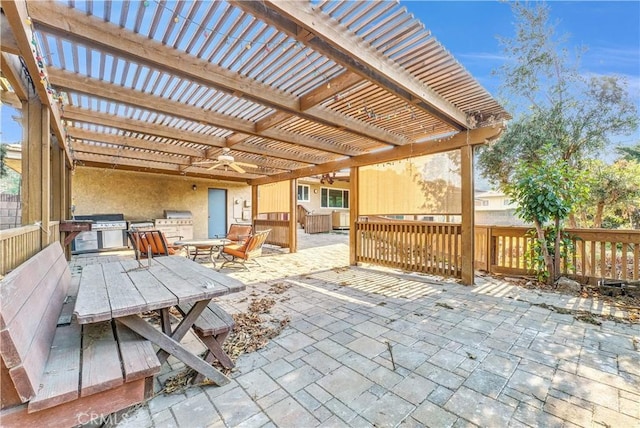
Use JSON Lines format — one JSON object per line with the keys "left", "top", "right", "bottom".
{"left": 74, "top": 256, "right": 245, "bottom": 385}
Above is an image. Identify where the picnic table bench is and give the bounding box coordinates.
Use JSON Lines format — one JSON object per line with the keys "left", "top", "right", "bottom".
{"left": 0, "top": 243, "right": 160, "bottom": 427}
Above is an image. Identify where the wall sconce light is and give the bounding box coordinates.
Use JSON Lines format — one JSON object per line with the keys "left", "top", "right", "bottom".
{"left": 314, "top": 189, "right": 318, "bottom": 194}
{"left": 192, "top": 184, "right": 197, "bottom": 191}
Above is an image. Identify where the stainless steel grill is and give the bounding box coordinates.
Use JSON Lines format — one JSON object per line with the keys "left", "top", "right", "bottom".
{"left": 92, "top": 221, "right": 127, "bottom": 231}
{"left": 128, "top": 221, "right": 155, "bottom": 231}
{"left": 156, "top": 210, "right": 194, "bottom": 240}
{"left": 164, "top": 210, "right": 193, "bottom": 219}
{"left": 72, "top": 214, "right": 128, "bottom": 253}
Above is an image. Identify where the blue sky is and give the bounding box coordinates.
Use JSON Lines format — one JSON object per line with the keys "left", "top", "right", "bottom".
{"left": 405, "top": 0, "right": 640, "bottom": 146}
{"left": 1, "top": 1, "right": 639, "bottom": 147}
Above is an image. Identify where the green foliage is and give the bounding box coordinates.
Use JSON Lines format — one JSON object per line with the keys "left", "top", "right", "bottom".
{"left": 524, "top": 228, "right": 549, "bottom": 282}
{"left": 575, "top": 159, "right": 640, "bottom": 228}
{"left": 524, "top": 227, "right": 577, "bottom": 282}
{"left": 505, "top": 152, "right": 588, "bottom": 226}
{"left": 480, "top": 3, "right": 637, "bottom": 189}
{"left": 617, "top": 142, "right": 640, "bottom": 162}
{"left": 477, "top": 1, "right": 638, "bottom": 280}
{"left": 0, "top": 144, "right": 7, "bottom": 178}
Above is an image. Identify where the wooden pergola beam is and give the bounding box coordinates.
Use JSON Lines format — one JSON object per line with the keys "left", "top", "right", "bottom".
{"left": 1, "top": 53, "right": 29, "bottom": 102}
{"left": 64, "top": 106, "right": 316, "bottom": 168}
{"left": 72, "top": 141, "right": 192, "bottom": 166}
{"left": 69, "top": 122, "right": 304, "bottom": 175}
{"left": 48, "top": 68, "right": 361, "bottom": 157}
{"left": 233, "top": 0, "right": 470, "bottom": 131}
{"left": 74, "top": 153, "right": 257, "bottom": 183}
{"left": 27, "top": 2, "right": 407, "bottom": 147}
{"left": 68, "top": 128, "right": 206, "bottom": 158}
{"left": 63, "top": 106, "right": 227, "bottom": 148}
{"left": 248, "top": 126, "right": 503, "bottom": 185}
{"left": 1, "top": 89, "right": 22, "bottom": 108}
{"left": 0, "top": 14, "right": 21, "bottom": 55}
{"left": 2, "top": 0, "right": 71, "bottom": 166}
{"left": 238, "top": 71, "right": 362, "bottom": 138}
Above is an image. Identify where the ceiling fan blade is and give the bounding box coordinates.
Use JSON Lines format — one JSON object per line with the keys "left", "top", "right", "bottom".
{"left": 234, "top": 161, "right": 258, "bottom": 168}
{"left": 192, "top": 160, "right": 215, "bottom": 164}
{"left": 206, "top": 162, "right": 223, "bottom": 170}
{"left": 229, "top": 163, "right": 246, "bottom": 174}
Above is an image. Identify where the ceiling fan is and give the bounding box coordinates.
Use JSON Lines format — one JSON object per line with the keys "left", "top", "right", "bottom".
{"left": 193, "top": 148, "right": 257, "bottom": 173}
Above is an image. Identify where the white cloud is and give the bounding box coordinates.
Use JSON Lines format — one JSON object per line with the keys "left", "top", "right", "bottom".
{"left": 586, "top": 46, "right": 640, "bottom": 69}
{"left": 457, "top": 52, "right": 508, "bottom": 62}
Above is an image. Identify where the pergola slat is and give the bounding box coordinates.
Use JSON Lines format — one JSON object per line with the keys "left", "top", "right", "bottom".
{"left": 4, "top": 0, "right": 508, "bottom": 183}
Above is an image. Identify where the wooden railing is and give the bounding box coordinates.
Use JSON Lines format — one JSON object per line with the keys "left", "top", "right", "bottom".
{"left": 297, "top": 205, "right": 309, "bottom": 228}
{"left": 49, "top": 221, "right": 60, "bottom": 245}
{"left": 305, "top": 214, "right": 332, "bottom": 234}
{"left": 355, "top": 221, "right": 462, "bottom": 278}
{"left": 1, "top": 225, "right": 42, "bottom": 276}
{"left": 475, "top": 226, "right": 640, "bottom": 283}
{"left": 297, "top": 205, "right": 332, "bottom": 234}
{"left": 253, "top": 219, "right": 290, "bottom": 248}
{"left": 0, "top": 221, "right": 62, "bottom": 276}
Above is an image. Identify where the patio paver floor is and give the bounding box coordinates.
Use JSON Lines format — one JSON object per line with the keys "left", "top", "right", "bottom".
{"left": 72, "top": 231, "right": 639, "bottom": 428}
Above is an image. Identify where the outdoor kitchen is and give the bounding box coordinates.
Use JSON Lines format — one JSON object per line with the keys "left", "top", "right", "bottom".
{"left": 68, "top": 168, "right": 252, "bottom": 253}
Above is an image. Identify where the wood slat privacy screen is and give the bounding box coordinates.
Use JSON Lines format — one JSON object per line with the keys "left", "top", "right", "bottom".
{"left": 257, "top": 181, "right": 290, "bottom": 213}
{"left": 359, "top": 151, "right": 462, "bottom": 216}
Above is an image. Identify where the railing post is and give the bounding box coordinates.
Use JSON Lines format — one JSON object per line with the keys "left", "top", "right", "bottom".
{"left": 485, "top": 226, "right": 492, "bottom": 273}
{"left": 349, "top": 166, "right": 359, "bottom": 265}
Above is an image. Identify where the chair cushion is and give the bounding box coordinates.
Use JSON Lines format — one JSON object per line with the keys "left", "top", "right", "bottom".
{"left": 224, "top": 247, "right": 248, "bottom": 260}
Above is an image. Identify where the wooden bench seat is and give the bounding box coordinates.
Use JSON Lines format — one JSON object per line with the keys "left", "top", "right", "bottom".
{"left": 177, "top": 302, "right": 236, "bottom": 381}
{"left": 1, "top": 243, "right": 161, "bottom": 427}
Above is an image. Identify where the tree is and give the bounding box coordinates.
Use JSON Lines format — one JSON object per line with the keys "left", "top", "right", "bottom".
{"left": 617, "top": 142, "right": 640, "bottom": 162}
{"left": 576, "top": 159, "right": 640, "bottom": 229}
{"left": 477, "top": 2, "right": 638, "bottom": 284}
{"left": 0, "top": 144, "right": 7, "bottom": 177}
{"left": 505, "top": 146, "right": 589, "bottom": 282}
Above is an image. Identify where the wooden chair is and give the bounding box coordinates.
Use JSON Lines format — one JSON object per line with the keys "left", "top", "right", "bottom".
{"left": 218, "top": 229, "right": 271, "bottom": 270}
{"left": 127, "top": 230, "right": 182, "bottom": 259}
{"left": 215, "top": 223, "right": 253, "bottom": 244}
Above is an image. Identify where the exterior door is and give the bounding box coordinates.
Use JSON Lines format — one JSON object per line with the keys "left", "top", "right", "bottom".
{"left": 208, "top": 188, "right": 227, "bottom": 238}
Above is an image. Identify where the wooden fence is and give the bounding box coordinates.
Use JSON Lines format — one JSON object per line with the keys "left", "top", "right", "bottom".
{"left": 305, "top": 214, "right": 332, "bottom": 234}
{"left": 0, "top": 221, "right": 61, "bottom": 276}
{"left": 475, "top": 226, "right": 640, "bottom": 283}
{"left": 355, "top": 221, "right": 462, "bottom": 278}
{"left": 254, "top": 219, "right": 290, "bottom": 248}
{"left": 297, "top": 205, "right": 332, "bottom": 234}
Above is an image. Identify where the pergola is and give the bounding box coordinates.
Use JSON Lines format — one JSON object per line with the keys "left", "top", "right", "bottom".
{"left": 1, "top": 0, "right": 508, "bottom": 284}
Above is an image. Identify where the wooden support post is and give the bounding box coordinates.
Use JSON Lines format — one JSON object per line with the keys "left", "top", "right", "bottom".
{"left": 349, "top": 166, "right": 359, "bottom": 265}
{"left": 41, "top": 105, "right": 51, "bottom": 247}
{"left": 251, "top": 185, "right": 258, "bottom": 224}
{"left": 22, "top": 97, "right": 39, "bottom": 225}
{"left": 65, "top": 165, "right": 73, "bottom": 259}
{"left": 22, "top": 94, "right": 51, "bottom": 248}
{"left": 460, "top": 145, "right": 474, "bottom": 285}
{"left": 485, "top": 226, "right": 493, "bottom": 274}
{"left": 51, "top": 138, "right": 64, "bottom": 221}
{"left": 288, "top": 179, "right": 297, "bottom": 253}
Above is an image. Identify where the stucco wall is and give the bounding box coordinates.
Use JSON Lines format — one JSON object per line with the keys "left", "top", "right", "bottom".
{"left": 72, "top": 167, "right": 251, "bottom": 238}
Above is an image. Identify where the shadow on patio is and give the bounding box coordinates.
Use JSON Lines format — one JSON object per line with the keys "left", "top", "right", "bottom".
{"left": 71, "top": 230, "right": 639, "bottom": 428}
